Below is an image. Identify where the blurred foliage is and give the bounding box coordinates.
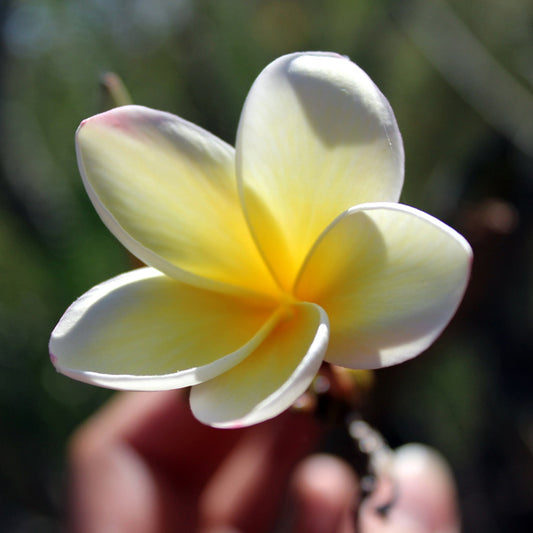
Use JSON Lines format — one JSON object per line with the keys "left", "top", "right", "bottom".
{"left": 0, "top": 0, "right": 532, "bottom": 531}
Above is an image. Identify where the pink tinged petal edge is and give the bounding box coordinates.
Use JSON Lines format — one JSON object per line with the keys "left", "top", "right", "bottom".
{"left": 75, "top": 110, "right": 224, "bottom": 292}
{"left": 49, "top": 267, "right": 281, "bottom": 391}
{"left": 76, "top": 105, "right": 277, "bottom": 300}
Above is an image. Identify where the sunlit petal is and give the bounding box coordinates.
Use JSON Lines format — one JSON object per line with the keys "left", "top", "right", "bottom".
{"left": 236, "top": 52, "right": 404, "bottom": 290}
{"left": 76, "top": 105, "right": 279, "bottom": 299}
{"left": 49, "top": 268, "right": 279, "bottom": 390}
{"left": 294, "top": 204, "right": 472, "bottom": 369}
{"left": 50, "top": 53, "right": 474, "bottom": 429}
{"left": 190, "top": 302, "right": 329, "bottom": 428}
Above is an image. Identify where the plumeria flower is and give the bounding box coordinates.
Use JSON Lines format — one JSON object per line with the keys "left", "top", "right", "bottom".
{"left": 49, "top": 52, "right": 472, "bottom": 428}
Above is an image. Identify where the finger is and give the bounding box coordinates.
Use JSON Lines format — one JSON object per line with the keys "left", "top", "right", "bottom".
{"left": 70, "top": 391, "right": 320, "bottom": 533}
{"left": 69, "top": 436, "right": 190, "bottom": 533}
{"left": 73, "top": 391, "right": 245, "bottom": 482}
{"left": 69, "top": 391, "right": 247, "bottom": 533}
{"left": 288, "top": 454, "right": 359, "bottom": 533}
{"left": 198, "top": 411, "right": 320, "bottom": 533}
{"left": 359, "top": 444, "right": 460, "bottom": 533}
{"left": 68, "top": 392, "right": 186, "bottom": 532}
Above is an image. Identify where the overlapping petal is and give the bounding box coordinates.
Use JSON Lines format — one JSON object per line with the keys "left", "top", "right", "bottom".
{"left": 50, "top": 52, "right": 473, "bottom": 429}
{"left": 236, "top": 52, "right": 404, "bottom": 290}
{"left": 190, "top": 302, "right": 329, "bottom": 427}
{"left": 76, "top": 105, "right": 279, "bottom": 299}
{"left": 294, "top": 204, "right": 472, "bottom": 369}
{"left": 50, "top": 267, "right": 279, "bottom": 390}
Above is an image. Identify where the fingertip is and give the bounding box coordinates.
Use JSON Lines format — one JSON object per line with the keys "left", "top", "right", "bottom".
{"left": 393, "top": 443, "right": 456, "bottom": 487}
{"left": 360, "top": 444, "right": 460, "bottom": 533}
{"left": 392, "top": 444, "right": 460, "bottom": 533}
{"left": 290, "top": 454, "right": 359, "bottom": 533}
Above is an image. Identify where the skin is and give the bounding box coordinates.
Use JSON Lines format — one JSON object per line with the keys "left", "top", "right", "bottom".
{"left": 68, "top": 391, "right": 460, "bottom": 533}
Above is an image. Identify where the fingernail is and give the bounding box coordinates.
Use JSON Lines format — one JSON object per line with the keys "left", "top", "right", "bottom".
{"left": 393, "top": 444, "right": 454, "bottom": 481}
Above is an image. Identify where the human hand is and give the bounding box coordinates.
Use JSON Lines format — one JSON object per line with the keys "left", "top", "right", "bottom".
{"left": 68, "top": 391, "right": 460, "bottom": 533}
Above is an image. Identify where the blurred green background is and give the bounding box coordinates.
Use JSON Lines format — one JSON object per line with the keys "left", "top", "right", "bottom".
{"left": 1, "top": 0, "right": 532, "bottom": 531}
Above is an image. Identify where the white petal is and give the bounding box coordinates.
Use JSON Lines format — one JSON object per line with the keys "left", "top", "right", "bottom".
{"left": 76, "top": 105, "right": 278, "bottom": 299}
{"left": 49, "top": 268, "right": 279, "bottom": 390}
{"left": 236, "top": 52, "right": 404, "bottom": 290}
{"left": 294, "top": 203, "right": 472, "bottom": 369}
{"left": 190, "top": 302, "right": 329, "bottom": 427}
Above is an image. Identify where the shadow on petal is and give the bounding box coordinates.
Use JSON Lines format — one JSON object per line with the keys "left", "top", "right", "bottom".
{"left": 287, "top": 54, "right": 395, "bottom": 148}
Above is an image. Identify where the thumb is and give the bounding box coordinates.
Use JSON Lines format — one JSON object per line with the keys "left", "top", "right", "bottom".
{"left": 359, "top": 444, "right": 460, "bottom": 533}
